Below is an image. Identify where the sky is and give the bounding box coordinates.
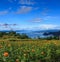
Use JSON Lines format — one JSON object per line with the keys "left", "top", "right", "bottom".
{"left": 0, "top": 0, "right": 60, "bottom": 30}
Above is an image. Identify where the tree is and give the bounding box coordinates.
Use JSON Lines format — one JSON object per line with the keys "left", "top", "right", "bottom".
{"left": 20, "top": 33, "right": 29, "bottom": 39}
{"left": 0, "top": 31, "right": 30, "bottom": 39}
{"left": 37, "top": 36, "right": 41, "bottom": 39}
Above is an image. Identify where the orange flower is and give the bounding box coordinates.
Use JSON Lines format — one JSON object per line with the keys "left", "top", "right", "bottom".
{"left": 32, "top": 49, "right": 35, "bottom": 52}
{"left": 24, "top": 54, "right": 27, "bottom": 57}
{"left": 54, "top": 42, "right": 57, "bottom": 45}
{"left": 23, "top": 50, "right": 26, "bottom": 52}
{"left": 8, "top": 44, "right": 11, "bottom": 47}
{"left": 41, "top": 52, "right": 45, "bottom": 55}
{"left": 27, "top": 50, "right": 30, "bottom": 53}
{"left": 0, "top": 45, "right": 3, "bottom": 48}
{"left": 16, "top": 59, "right": 19, "bottom": 62}
{"left": 3, "top": 52, "right": 9, "bottom": 57}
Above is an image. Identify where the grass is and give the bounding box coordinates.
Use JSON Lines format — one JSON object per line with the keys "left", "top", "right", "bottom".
{"left": 0, "top": 39, "right": 60, "bottom": 62}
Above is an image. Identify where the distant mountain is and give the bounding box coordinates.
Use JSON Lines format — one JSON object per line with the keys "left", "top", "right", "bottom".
{"left": 16, "top": 29, "right": 60, "bottom": 38}
{"left": 0, "top": 29, "right": 60, "bottom": 34}
{"left": 0, "top": 29, "right": 60, "bottom": 33}
{"left": 0, "top": 29, "right": 60, "bottom": 38}
{"left": 32, "top": 29, "right": 60, "bottom": 33}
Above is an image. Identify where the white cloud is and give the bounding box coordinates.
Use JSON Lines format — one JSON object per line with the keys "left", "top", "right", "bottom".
{"left": 39, "top": 24, "right": 58, "bottom": 30}
{"left": 30, "top": 18, "right": 43, "bottom": 22}
{"left": 0, "top": 23, "right": 60, "bottom": 30}
{"left": 15, "top": 6, "right": 33, "bottom": 14}
{"left": 44, "top": 16, "right": 57, "bottom": 20}
{"left": 41, "top": 8, "right": 49, "bottom": 16}
{"left": 0, "top": 23, "right": 18, "bottom": 30}
{"left": 8, "top": 0, "right": 17, "bottom": 2}
{"left": 15, "top": 5, "right": 39, "bottom": 14}
{"left": 8, "top": 0, "right": 13, "bottom": 2}
{"left": 8, "top": 0, "right": 38, "bottom": 14}
{"left": 19, "top": 0, "right": 35, "bottom": 5}
{"left": 8, "top": 0, "right": 35, "bottom": 5}
{"left": 0, "top": 10, "right": 8, "bottom": 15}
{"left": 26, "top": 24, "right": 60, "bottom": 30}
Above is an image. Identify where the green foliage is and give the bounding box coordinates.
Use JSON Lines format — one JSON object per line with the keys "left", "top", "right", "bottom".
{"left": 20, "top": 34, "right": 29, "bottom": 39}
{"left": 0, "top": 41, "right": 60, "bottom": 62}
{"left": 0, "top": 31, "right": 30, "bottom": 39}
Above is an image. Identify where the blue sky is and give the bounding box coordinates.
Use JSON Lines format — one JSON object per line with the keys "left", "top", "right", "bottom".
{"left": 0, "top": 0, "right": 60, "bottom": 30}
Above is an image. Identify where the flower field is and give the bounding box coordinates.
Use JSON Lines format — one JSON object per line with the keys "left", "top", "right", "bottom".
{"left": 0, "top": 40, "right": 60, "bottom": 62}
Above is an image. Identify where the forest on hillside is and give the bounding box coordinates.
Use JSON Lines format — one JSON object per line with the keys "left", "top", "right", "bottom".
{"left": 0, "top": 30, "right": 60, "bottom": 40}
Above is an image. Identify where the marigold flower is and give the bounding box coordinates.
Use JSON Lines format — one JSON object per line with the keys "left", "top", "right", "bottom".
{"left": 3, "top": 52, "right": 9, "bottom": 57}
{"left": 16, "top": 59, "right": 19, "bottom": 62}
{"left": 0, "top": 45, "right": 3, "bottom": 48}
{"left": 32, "top": 49, "right": 35, "bottom": 52}
{"left": 24, "top": 54, "right": 27, "bottom": 57}
{"left": 27, "top": 50, "right": 30, "bottom": 53}
{"left": 54, "top": 42, "right": 57, "bottom": 45}
{"left": 41, "top": 52, "right": 45, "bottom": 55}
{"left": 8, "top": 44, "right": 11, "bottom": 47}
